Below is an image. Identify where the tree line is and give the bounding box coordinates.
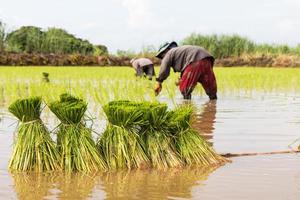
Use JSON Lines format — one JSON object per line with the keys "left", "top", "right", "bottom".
{"left": 0, "top": 22, "right": 107, "bottom": 55}
{"left": 1, "top": 20, "right": 300, "bottom": 59}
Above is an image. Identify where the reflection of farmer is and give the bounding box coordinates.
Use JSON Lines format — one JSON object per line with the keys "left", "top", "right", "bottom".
{"left": 154, "top": 42, "right": 217, "bottom": 100}
{"left": 192, "top": 101, "right": 217, "bottom": 142}
{"left": 130, "top": 58, "right": 155, "bottom": 80}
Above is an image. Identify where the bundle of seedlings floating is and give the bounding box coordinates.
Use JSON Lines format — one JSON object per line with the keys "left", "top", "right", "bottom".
{"left": 97, "top": 100, "right": 149, "bottom": 169}
{"left": 49, "top": 93, "right": 106, "bottom": 172}
{"left": 8, "top": 97, "right": 60, "bottom": 171}
{"left": 169, "top": 106, "right": 227, "bottom": 166}
{"left": 139, "top": 103, "right": 182, "bottom": 168}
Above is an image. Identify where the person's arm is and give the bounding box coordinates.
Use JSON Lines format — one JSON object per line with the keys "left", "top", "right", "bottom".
{"left": 154, "top": 55, "right": 171, "bottom": 95}
{"left": 132, "top": 61, "right": 141, "bottom": 76}
{"left": 156, "top": 55, "right": 171, "bottom": 83}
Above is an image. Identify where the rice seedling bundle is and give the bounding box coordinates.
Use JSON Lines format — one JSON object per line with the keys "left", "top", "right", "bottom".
{"left": 138, "top": 103, "right": 183, "bottom": 168}
{"left": 170, "top": 106, "right": 227, "bottom": 166}
{"left": 98, "top": 100, "right": 149, "bottom": 169}
{"left": 49, "top": 93, "right": 106, "bottom": 172}
{"left": 8, "top": 97, "right": 60, "bottom": 171}
{"left": 99, "top": 100, "right": 226, "bottom": 169}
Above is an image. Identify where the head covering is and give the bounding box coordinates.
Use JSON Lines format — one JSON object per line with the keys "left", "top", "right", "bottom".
{"left": 156, "top": 41, "right": 178, "bottom": 59}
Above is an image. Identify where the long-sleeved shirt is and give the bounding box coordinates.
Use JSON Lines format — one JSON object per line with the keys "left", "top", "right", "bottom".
{"left": 131, "top": 58, "right": 153, "bottom": 70}
{"left": 156, "top": 45, "right": 214, "bottom": 83}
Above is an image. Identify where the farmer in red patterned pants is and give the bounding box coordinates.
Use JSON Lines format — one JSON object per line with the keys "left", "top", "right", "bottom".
{"left": 154, "top": 41, "right": 217, "bottom": 100}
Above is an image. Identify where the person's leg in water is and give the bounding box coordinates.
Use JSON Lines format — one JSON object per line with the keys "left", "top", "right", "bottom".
{"left": 198, "top": 58, "right": 217, "bottom": 100}
{"left": 179, "top": 60, "right": 205, "bottom": 99}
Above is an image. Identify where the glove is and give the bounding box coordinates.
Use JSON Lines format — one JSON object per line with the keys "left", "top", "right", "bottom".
{"left": 154, "top": 82, "right": 162, "bottom": 96}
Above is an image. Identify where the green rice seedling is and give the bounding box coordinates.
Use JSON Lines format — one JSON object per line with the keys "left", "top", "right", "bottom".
{"left": 49, "top": 93, "right": 106, "bottom": 172}
{"left": 2, "top": 67, "right": 300, "bottom": 108}
{"left": 99, "top": 100, "right": 226, "bottom": 169}
{"left": 98, "top": 101, "right": 149, "bottom": 169}
{"left": 8, "top": 97, "right": 60, "bottom": 171}
{"left": 139, "top": 103, "right": 183, "bottom": 168}
{"left": 170, "top": 106, "right": 227, "bottom": 166}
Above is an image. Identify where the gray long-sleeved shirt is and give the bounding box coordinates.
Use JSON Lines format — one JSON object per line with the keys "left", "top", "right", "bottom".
{"left": 131, "top": 58, "right": 153, "bottom": 70}
{"left": 156, "top": 45, "right": 214, "bottom": 83}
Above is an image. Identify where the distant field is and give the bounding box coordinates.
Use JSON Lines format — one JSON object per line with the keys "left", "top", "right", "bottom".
{"left": 0, "top": 66, "right": 300, "bottom": 107}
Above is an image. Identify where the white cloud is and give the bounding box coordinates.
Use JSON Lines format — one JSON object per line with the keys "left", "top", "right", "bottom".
{"left": 120, "top": 0, "right": 154, "bottom": 28}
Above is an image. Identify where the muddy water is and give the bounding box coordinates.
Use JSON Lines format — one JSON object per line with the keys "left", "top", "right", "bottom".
{"left": 1, "top": 93, "right": 300, "bottom": 199}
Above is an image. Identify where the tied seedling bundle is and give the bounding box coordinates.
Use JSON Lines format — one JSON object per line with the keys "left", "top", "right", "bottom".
{"left": 49, "top": 93, "right": 106, "bottom": 172}
{"left": 8, "top": 97, "right": 60, "bottom": 171}
{"left": 169, "top": 106, "right": 227, "bottom": 166}
{"left": 98, "top": 100, "right": 226, "bottom": 170}
{"left": 97, "top": 100, "right": 149, "bottom": 169}
{"left": 139, "top": 103, "right": 182, "bottom": 168}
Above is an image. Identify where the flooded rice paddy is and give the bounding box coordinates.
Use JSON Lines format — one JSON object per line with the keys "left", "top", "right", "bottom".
{"left": 1, "top": 91, "right": 300, "bottom": 199}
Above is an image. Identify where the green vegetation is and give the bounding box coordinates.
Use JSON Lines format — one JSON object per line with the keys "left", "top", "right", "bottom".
{"left": 49, "top": 93, "right": 106, "bottom": 172}
{"left": 3, "top": 25, "right": 107, "bottom": 55}
{"left": 182, "top": 33, "right": 300, "bottom": 58}
{"left": 7, "top": 95, "right": 226, "bottom": 172}
{"left": 1, "top": 67, "right": 300, "bottom": 108}
{"left": 98, "top": 100, "right": 226, "bottom": 169}
{"left": 8, "top": 97, "right": 60, "bottom": 171}
{"left": 6, "top": 26, "right": 44, "bottom": 53}
{"left": 2, "top": 19, "right": 300, "bottom": 61}
{"left": 139, "top": 103, "right": 182, "bottom": 168}
{"left": 170, "top": 106, "right": 223, "bottom": 165}
{"left": 0, "top": 21, "right": 6, "bottom": 52}
{"left": 4, "top": 66, "right": 300, "bottom": 172}
{"left": 98, "top": 101, "right": 150, "bottom": 169}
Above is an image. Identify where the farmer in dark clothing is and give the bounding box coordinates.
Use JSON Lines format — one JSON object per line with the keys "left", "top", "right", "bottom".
{"left": 130, "top": 58, "right": 155, "bottom": 80}
{"left": 154, "top": 42, "right": 217, "bottom": 100}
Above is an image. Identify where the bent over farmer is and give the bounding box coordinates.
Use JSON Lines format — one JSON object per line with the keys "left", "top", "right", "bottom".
{"left": 130, "top": 58, "right": 155, "bottom": 80}
{"left": 154, "top": 42, "right": 217, "bottom": 100}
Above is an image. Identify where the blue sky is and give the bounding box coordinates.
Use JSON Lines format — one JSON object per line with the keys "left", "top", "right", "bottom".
{"left": 0, "top": 0, "right": 300, "bottom": 52}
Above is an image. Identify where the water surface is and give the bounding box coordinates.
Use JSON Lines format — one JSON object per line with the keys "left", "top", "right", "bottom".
{"left": 1, "top": 93, "right": 300, "bottom": 199}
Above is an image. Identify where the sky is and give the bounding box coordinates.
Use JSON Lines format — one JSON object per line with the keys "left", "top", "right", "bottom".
{"left": 0, "top": 0, "right": 300, "bottom": 52}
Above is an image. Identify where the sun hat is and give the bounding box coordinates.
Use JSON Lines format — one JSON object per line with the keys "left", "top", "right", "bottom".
{"left": 156, "top": 41, "right": 178, "bottom": 59}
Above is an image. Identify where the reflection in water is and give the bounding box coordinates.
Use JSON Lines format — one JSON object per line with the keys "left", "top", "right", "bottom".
{"left": 99, "top": 166, "right": 218, "bottom": 200}
{"left": 11, "top": 172, "right": 99, "bottom": 200}
{"left": 193, "top": 100, "right": 217, "bottom": 142}
{"left": 179, "top": 100, "right": 217, "bottom": 144}
{"left": 11, "top": 172, "right": 55, "bottom": 200}
{"left": 55, "top": 172, "right": 98, "bottom": 200}
{"left": 11, "top": 167, "right": 219, "bottom": 200}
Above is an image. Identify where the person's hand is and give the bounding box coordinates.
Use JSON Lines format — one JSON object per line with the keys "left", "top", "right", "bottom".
{"left": 175, "top": 77, "right": 181, "bottom": 86}
{"left": 154, "top": 82, "right": 162, "bottom": 96}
